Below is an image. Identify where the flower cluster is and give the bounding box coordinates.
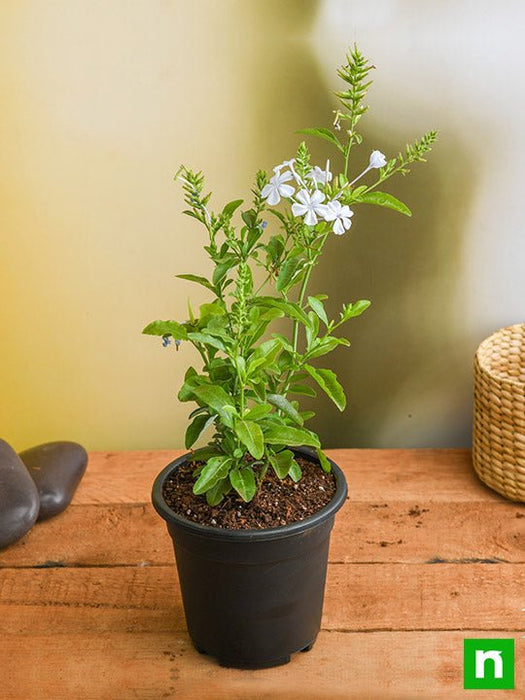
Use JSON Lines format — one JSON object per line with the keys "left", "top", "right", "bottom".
{"left": 260, "top": 151, "right": 386, "bottom": 235}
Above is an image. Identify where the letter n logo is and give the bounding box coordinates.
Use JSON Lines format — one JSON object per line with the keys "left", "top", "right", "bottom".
{"left": 464, "top": 639, "right": 514, "bottom": 689}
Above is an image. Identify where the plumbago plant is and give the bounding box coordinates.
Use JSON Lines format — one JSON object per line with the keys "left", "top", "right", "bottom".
{"left": 144, "top": 46, "right": 436, "bottom": 506}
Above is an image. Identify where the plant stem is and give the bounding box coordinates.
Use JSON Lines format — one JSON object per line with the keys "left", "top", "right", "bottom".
{"left": 292, "top": 268, "right": 312, "bottom": 351}
{"left": 281, "top": 231, "right": 329, "bottom": 396}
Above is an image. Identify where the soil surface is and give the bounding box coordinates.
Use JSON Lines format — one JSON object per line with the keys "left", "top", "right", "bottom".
{"left": 162, "top": 454, "right": 337, "bottom": 530}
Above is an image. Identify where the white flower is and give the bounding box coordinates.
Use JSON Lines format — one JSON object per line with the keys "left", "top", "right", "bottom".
{"left": 321, "top": 199, "right": 354, "bottom": 235}
{"left": 291, "top": 189, "right": 326, "bottom": 226}
{"left": 307, "top": 164, "right": 333, "bottom": 186}
{"left": 273, "top": 158, "right": 296, "bottom": 173}
{"left": 261, "top": 171, "right": 295, "bottom": 206}
{"left": 369, "top": 150, "right": 387, "bottom": 169}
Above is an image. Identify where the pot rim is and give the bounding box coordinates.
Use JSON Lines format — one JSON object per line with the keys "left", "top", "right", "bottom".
{"left": 151, "top": 446, "right": 348, "bottom": 542}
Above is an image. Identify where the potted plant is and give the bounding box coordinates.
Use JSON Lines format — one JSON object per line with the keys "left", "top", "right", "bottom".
{"left": 145, "top": 45, "right": 436, "bottom": 668}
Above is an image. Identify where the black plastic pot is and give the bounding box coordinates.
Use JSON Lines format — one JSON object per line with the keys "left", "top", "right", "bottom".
{"left": 151, "top": 447, "right": 347, "bottom": 669}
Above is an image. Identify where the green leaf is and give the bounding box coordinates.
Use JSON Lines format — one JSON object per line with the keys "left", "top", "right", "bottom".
{"left": 316, "top": 448, "right": 332, "bottom": 473}
{"left": 233, "top": 355, "right": 246, "bottom": 379}
{"left": 342, "top": 299, "right": 371, "bottom": 321}
{"left": 182, "top": 209, "right": 203, "bottom": 221}
{"left": 251, "top": 380, "right": 267, "bottom": 403}
{"left": 188, "top": 406, "right": 207, "bottom": 419}
{"left": 222, "top": 199, "right": 244, "bottom": 217}
{"left": 193, "top": 456, "right": 233, "bottom": 495}
{"left": 263, "top": 425, "right": 320, "bottom": 448}
{"left": 259, "top": 307, "right": 285, "bottom": 322}
{"left": 354, "top": 191, "right": 412, "bottom": 217}
{"left": 289, "top": 383, "right": 317, "bottom": 398}
{"left": 308, "top": 296, "right": 328, "bottom": 326}
{"left": 204, "top": 316, "right": 232, "bottom": 341}
{"left": 176, "top": 274, "right": 215, "bottom": 292}
{"left": 304, "top": 365, "right": 346, "bottom": 411}
{"left": 187, "top": 332, "right": 226, "bottom": 352}
{"left": 142, "top": 320, "right": 188, "bottom": 340}
{"left": 246, "top": 226, "right": 263, "bottom": 251}
{"left": 192, "top": 385, "right": 236, "bottom": 427}
{"left": 244, "top": 404, "right": 273, "bottom": 421}
{"left": 178, "top": 374, "right": 206, "bottom": 402}
{"left": 205, "top": 479, "right": 229, "bottom": 506}
{"left": 234, "top": 420, "right": 264, "bottom": 459}
{"left": 267, "top": 394, "right": 303, "bottom": 426}
{"left": 246, "top": 337, "right": 283, "bottom": 375}
{"left": 241, "top": 209, "right": 257, "bottom": 227}
{"left": 289, "top": 459, "right": 302, "bottom": 482}
{"left": 254, "top": 297, "right": 309, "bottom": 326}
{"left": 297, "top": 127, "right": 344, "bottom": 153}
{"left": 266, "top": 234, "right": 285, "bottom": 262}
{"left": 276, "top": 257, "right": 303, "bottom": 292}
{"left": 270, "top": 449, "right": 294, "bottom": 478}
{"left": 190, "top": 446, "right": 222, "bottom": 462}
{"left": 307, "top": 337, "right": 345, "bottom": 360}
{"left": 185, "top": 413, "right": 215, "bottom": 449}
{"left": 300, "top": 410, "right": 316, "bottom": 421}
{"left": 230, "top": 467, "right": 256, "bottom": 502}
{"left": 213, "top": 256, "right": 236, "bottom": 286}
{"left": 199, "top": 302, "right": 226, "bottom": 320}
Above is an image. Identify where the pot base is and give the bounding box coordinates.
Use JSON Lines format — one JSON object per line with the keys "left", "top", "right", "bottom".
{"left": 194, "top": 639, "right": 315, "bottom": 669}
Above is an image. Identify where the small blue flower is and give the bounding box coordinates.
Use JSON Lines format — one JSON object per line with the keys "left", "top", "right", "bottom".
{"left": 175, "top": 339, "right": 182, "bottom": 351}
{"left": 161, "top": 335, "right": 171, "bottom": 347}
{"left": 261, "top": 221, "right": 268, "bottom": 229}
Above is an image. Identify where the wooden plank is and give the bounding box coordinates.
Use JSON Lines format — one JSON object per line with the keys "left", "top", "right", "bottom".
{"left": 1, "top": 500, "right": 522, "bottom": 568}
{"left": 0, "top": 630, "right": 522, "bottom": 699}
{"left": 335, "top": 500, "right": 525, "bottom": 564}
{"left": 74, "top": 450, "right": 182, "bottom": 505}
{"left": 76, "top": 449, "right": 505, "bottom": 505}
{"left": 0, "top": 564, "right": 522, "bottom": 635}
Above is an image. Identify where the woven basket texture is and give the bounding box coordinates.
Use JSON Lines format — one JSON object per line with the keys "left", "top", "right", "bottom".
{"left": 473, "top": 323, "right": 525, "bottom": 501}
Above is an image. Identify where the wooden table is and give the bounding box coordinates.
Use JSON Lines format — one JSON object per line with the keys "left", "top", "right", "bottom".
{"left": 1, "top": 449, "right": 523, "bottom": 699}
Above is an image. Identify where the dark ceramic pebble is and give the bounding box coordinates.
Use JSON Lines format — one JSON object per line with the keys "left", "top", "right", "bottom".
{"left": 20, "top": 441, "right": 88, "bottom": 521}
{"left": 0, "top": 439, "right": 39, "bottom": 549}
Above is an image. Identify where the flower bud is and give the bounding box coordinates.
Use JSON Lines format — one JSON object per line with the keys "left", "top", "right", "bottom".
{"left": 369, "top": 150, "right": 387, "bottom": 169}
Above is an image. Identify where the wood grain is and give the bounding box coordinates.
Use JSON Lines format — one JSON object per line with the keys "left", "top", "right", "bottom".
{"left": 76, "top": 449, "right": 504, "bottom": 504}
{"left": 0, "top": 564, "right": 522, "bottom": 635}
{"left": 1, "top": 500, "right": 522, "bottom": 567}
{"left": 1, "top": 630, "right": 523, "bottom": 700}
{"left": 0, "top": 449, "right": 523, "bottom": 699}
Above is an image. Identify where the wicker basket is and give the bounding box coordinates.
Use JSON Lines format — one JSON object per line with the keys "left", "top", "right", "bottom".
{"left": 472, "top": 323, "right": 525, "bottom": 501}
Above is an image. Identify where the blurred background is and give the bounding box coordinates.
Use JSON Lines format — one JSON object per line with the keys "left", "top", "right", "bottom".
{"left": 1, "top": 0, "right": 523, "bottom": 451}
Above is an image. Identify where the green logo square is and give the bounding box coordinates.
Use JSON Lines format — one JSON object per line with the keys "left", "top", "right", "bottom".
{"left": 464, "top": 639, "right": 514, "bottom": 689}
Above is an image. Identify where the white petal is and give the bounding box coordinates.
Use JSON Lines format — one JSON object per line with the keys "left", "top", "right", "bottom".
{"left": 267, "top": 188, "right": 281, "bottom": 206}
{"left": 311, "top": 190, "right": 325, "bottom": 205}
{"left": 328, "top": 199, "right": 341, "bottom": 215}
{"left": 316, "top": 204, "right": 330, "bottom": 220}
{"left": 261, "top": 183, "right": 273, "bottom": 199}
{"left": 278, "top": 170, "right": 294, "bottom": 183}
{"left": 341, "top": 216, "right": 352, "bottom": 230}
{"left": 295, "top": 189, "right": 310, "bottom": 206}
{"left": 278, "top": 183, "right": 295, "bottom": 198}
{"left": 339, "top": 205, "right": 353, "bottom": 218}
{"left": 322, "top": 200, "right": 340, "bottom": 218}
{"left": 308, "top": 167, "right": 323, "bottom": 184}
{"left": 304, "top": 210, "right": 318, "bottom": 226}
{"left": 333, "top": 219, "right": 346, "bottom": 235}
{"left": 292, "top": 203, "right": 308, "bottom": 217}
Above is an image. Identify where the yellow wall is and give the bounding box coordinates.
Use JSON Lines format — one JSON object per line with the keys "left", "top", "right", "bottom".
{"left": 1, "top": 1, "right": 522, "bottom": 450}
